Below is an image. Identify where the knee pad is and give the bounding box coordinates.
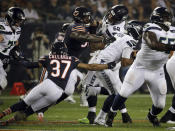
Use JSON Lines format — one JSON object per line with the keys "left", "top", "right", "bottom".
{"left": 0, "top": 76, "right": 7, "bottom": 90}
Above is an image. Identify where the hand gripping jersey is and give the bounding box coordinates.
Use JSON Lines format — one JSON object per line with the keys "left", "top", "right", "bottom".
{"left": 39, "top": 54, "right": 80, "bottom": 90}
{"left": 97, "top": 33, "right": 136, "bottom": 63}
{"left": 64, "top": 22, "right": 90, "bottom": 59}
{"left": 136, "top": 23, "right": 175, "bottom": 70}
{"left": 0, "top": 18, "right": 21, "bottom": 56}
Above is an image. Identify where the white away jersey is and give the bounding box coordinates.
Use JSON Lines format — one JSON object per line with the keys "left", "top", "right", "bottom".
{"left": 97, "top": 33, "right": 136, "bottom": 63}
{"left": 0, "top": 18, "right": 21, "bottom": 56}
{"left": 101, "top": 20, "right": 126, "bottom": 38}
{"left": 136, "top": 23, "right": 175, "bottom": 70}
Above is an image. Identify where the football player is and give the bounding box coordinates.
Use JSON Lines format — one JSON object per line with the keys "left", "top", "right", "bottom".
{"left": 105, "top": 7, "right": 175, "bottom": 127}
{"left": 79, "top": 5, "right": 133, "bottom": 124}
{"left": 159, "top": 29, "right": 175, "bottom": 124}
{"left": 0, "top": 41, "right": 116, "bottom": 126}
{"left": 0, "top": 7, "right": 25, "bottom": 94}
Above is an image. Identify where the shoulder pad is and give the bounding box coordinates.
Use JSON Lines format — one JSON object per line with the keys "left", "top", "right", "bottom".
{"left": 144, "top": 23, "right": 162, "bottom": 32}
{"left": 170, "top": 26, "right": 175, "bottom": 33}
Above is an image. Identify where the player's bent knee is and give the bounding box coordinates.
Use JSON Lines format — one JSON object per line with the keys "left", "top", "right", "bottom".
{"left": 119, "top": 82, "right": 134, "bottom": 98}
{"left": 87, "top": 86, "right": 98, "bottom": 97}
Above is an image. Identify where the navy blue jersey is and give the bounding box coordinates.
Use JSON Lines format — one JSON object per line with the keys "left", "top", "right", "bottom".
{"left": 64, "top": 22, "right": 90, "bottom": 60}
{"left": 39, "top": 54, "right": 80, "bottom": 89}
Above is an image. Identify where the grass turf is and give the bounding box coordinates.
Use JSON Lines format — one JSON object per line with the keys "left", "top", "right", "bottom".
{"left": 0, "top": 93, "right": 174, "bottom": 131}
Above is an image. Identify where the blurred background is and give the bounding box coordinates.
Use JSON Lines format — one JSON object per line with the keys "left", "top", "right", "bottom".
{"left": 0, "top": 0, "right": 175, "bottom": 93}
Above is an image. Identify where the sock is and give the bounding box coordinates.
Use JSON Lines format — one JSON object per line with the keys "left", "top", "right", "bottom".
{"left": 10, "top": 100, "right": 28, "bottom": 113}
{"left": 151, "top": 105, "right": 163, "bottom": 116}
{"left": 120, "top": 108, "right": 127, "bottom": 113}
{"left": 100, "top": 87, "right": 110, "bottom": 95}
{"left": 98, "top": 109, "right": 107, "bottom": 119}
{"left": 111, "top": 94, "right": 127, "bottom": 111}
{"left": 102, "top": 94, "right": 115, "bottom": 112}
{"left": 89, "top": 107, "right": 96, "bottom": 112}
{"left": 56, "top": 93, "right": 68, "bottom": 104}
{"left": 87, "top": 96, "right": 97, "bottom": 107}
{"left": 169, "top": 106, "right": 175, "bottom": 114}
{"left": 24, "top": 106, "right": 35, "bottom": 116}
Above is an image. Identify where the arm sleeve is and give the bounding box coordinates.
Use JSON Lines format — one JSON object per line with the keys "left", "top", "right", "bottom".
{"left": 122, "top": 47, "right": 133, "bottom": 59}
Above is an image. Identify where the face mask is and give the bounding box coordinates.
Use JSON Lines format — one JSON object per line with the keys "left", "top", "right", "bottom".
{"left": 164, "top": 21, "right": 171, "bottom": 27}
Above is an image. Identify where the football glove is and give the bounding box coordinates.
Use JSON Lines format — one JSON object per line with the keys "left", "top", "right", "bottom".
{"left": 107, "top": 61, "right": 116, "bottom": 69}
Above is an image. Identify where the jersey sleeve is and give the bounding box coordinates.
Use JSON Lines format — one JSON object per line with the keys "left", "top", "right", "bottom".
{"left": 122, "top": 47, "right": 133, "bottom": 59}
{"left": 72, "top": 56, "right": 80, "bottom": 68}
{"left": 71, "top": 25, "right": 86, "bottom": 32}
{"left": 39, "top": 55, "right": 48, "bottom": 67}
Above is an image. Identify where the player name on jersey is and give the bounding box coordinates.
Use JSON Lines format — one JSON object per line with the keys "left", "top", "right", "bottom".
{"left": 49, "top": 54, "right": 72, "bottom": 60}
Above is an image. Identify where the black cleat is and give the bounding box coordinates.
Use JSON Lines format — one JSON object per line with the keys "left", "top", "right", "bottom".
{"left": 147, "top": 111, "right": 160, "bottom": 127}
{"left": 87, "top": 112, "right": 96, "bottom": 124}
{"left": 160, "top": 110, "right": 174, "bottom": 123}
{"left": 105, "top": 111, "right": 117, "bottom": 127}
{"left": 122, "top": 112, "right": 132, "bottom": 123}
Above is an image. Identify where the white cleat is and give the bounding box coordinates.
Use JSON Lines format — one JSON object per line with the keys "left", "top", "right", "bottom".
{"left": 94, "top": 117, "right": 106, "bottom": 126}
{"left": 64, "top": 95, "right": 76, "bottom": 104}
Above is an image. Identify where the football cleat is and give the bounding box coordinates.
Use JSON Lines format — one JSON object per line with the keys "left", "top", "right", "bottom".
{"left": 122, "top": 112, "right": 132, "bottom": 123}
{"left": 147, "top": 111, "right": 160, "bottom": 127}
{"left": 94, "top": 117, "right": 106, "bottom": 126}
{"left": 64, "top": 95, "right": 76, "bottom": 104}
{"left": 160, "top": 110, "right": 175, "bottom": 124}
{"left": 87, "top": 112, "right": 96, "bottom": 124}
{"left": 105, "top": 111, "right": 117, "bottom": 127}
{"left": 78, "top": 117, "right": 89, "bottom": 124}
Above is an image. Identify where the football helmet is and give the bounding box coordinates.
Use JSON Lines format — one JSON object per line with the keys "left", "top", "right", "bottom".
{"left": 51, "top": 41, "right": 68, "bottom": 55}
{"left": 5, "top": 7, "right": 25, "bottom": 30}
{"left": 125, "top": 20, "right": 143, "bottom": 40}
{"left": 61, "top": 23, "right": 70, "bottom": 33}
{"left": 150, "top": 7, "right": 172, "bottom": 28}
{"left": 105, "top": 5, "right": 128, "bottom": 24}
{"left": 73, "top": 6, "right": 92, "bottom": 24}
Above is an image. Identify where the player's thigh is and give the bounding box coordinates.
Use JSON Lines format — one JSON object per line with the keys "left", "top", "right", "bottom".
{"left": 64, "top": 69, "right": 79, "bottom": 95}
{"left": 119, "top": 66, "right": 144, "bottom": 98}
{"left": 96, "top": 69, "right": 121, "bottom": 94}
{"left": 147, "top": 69, "right": 167, "bottom": 108}
{"left": 166, "top": 57, "right": 175, "bottom": 88}
{"left": 31, "top": 87, "right": 63, "bottom": 112}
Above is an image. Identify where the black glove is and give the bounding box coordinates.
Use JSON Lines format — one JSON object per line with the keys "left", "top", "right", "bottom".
{"left": 102, "top": 36, "right": 116, "bottom": 44}
{"left": 107, "top": 61, "right": 116, "bottom": 69}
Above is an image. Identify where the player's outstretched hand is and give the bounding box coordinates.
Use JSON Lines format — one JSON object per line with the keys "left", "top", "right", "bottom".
{"left": 102, "top": 36, "right": 116, "bottom": 44}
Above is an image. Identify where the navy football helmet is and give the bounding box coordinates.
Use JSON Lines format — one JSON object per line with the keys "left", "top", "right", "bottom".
{"left": 73, "top": 6, "right": 92, "bottom": 24}
{"left": 125, "top": 20, "right": 143, "bottom": 40}
{"left": 5, "top": 7, "right": 25, "bottom": 29}
{"left": 105, "top": 5, "right": 128, "bottom": 24}
{"left": 150, "top": 7, "right": 172, "bottom": 28}
{"left": 51, "top": 41, "right": 68, "bottom": 55}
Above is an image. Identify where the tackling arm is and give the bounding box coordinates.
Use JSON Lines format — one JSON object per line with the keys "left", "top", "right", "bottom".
{"left": 144, "top": 31, "right": 175, "bottom": 51}
{"left": 0, "top": 34, "right": 4, "bottom": 42}
{"left": 77, "top": 61, "right": 116, "bottom": 71}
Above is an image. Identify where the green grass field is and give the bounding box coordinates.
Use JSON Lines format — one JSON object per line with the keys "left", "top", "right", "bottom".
{"left": 0, "top": 93, "right": 175, "bottom": 131}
